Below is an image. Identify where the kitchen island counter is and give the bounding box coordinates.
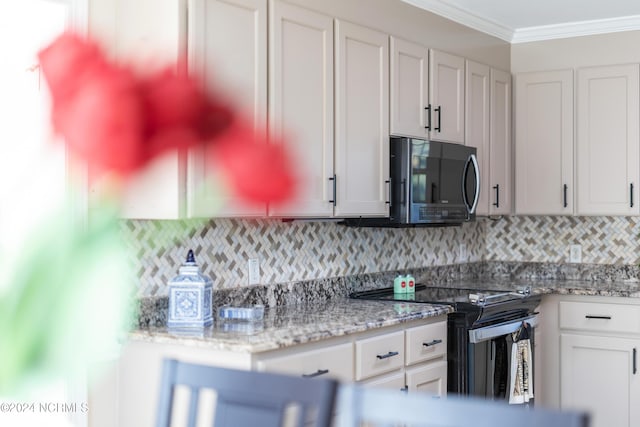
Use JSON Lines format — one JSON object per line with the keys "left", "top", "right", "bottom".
{"left": 130, "top": 297, "right": 452, "bottom": 353}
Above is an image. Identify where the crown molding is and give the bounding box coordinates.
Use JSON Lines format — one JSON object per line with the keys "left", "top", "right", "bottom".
{"left": 401, "top": 0, "right": 514, "bottom": 42}
{"left": 402, "top": 0, "right": 640, "bottom": 44}
{"left": 512, "top": 15, "right": 640, "bottom": 43}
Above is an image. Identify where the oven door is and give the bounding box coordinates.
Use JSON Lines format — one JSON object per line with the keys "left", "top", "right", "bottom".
{"left": 467, "top": 315, "right": 538, "bottom": 400}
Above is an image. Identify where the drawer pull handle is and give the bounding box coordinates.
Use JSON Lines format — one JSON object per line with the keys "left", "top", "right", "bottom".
{"left": 423, "top": 339, "right": 443, "bottom": 347}
{"left": 634, "top": 348, "right": 637, "bottom": 375}
{"left": 376, "top": 351, "right": 399, "bottom": 360}
{"left": 585, "top": 315, "right": 612, "bottom": 320}
{"left": 302, "top": 369, "right": 329, "bottom": 378}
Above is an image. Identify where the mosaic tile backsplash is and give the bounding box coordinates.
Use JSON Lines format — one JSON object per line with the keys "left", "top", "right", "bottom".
{"left": 485, "top": 216, "right": 640, "bottom": 265}
{"left": 123, "top": 215, "right": 640, "bottom": 297}
{"left": 122, "top": 218, "right": 485, "bottom": 297}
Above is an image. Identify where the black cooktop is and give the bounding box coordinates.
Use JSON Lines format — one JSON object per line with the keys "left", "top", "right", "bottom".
{"left": 350, "top": 284, "right": 529, "bottom": 306}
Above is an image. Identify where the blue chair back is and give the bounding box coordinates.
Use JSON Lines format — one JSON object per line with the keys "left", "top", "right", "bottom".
{"left": 155, "top": 358, "right": 338, "bottom": 427}
{"left": 335, "top": 385, "right": 590, "bottom": 427}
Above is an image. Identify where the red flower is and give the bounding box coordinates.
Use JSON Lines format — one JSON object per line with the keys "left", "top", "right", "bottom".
{"left": 38, "top": 31, "right": 297, "bottom": 206}
{"left": 38, "top": 32, "right": 146, "bottom": 176}
{"left": 140, "top": 67, "right": 234, "bottom": 159}
{"left": 212, "top": 123, "right": 297, "bottom": 205}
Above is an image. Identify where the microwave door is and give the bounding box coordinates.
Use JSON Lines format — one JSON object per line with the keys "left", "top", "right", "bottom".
{"left": 463, "top": 153, "right": 480, "bottom": 214}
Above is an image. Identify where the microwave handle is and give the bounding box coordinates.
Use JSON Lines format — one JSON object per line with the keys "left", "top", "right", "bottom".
{"left": 463, "top": 154, "right": 480, "bottom": 214}
{"left": 401, "top": 178, "right": 407, "bottom": 206}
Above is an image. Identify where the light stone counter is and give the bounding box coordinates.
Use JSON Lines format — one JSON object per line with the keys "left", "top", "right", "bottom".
{"left": 130, "top": 298, "right": 452, "bottom": 353}
{"left": 131, "top": 261, "right": 640, "bottom": 354}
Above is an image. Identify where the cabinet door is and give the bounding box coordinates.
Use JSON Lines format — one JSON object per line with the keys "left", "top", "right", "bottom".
{"left": 576, "top": 64, "right": 640, "bottom": 215}
{"left": 268, "top": 1, "right": 334, "bottom": 217}
{"left": 360, "top": 371, "right": 406, "bottom": 391}
{"left": 334, "top": 20, "right": 389, "bottom": 217}
{"left": 187, "top": 0, "right": 267, "bottom": 217}
{"left": 465, "top": 60, "right": 490, "bottom": 215}
{"left": 489, "top": 68, "right": 512, "bottom": 215}
{"left": 93, "top": 0, "right": 187, "bottom": 219}
{"left": 560, "top": 334, "right": 640, "bottom": 427}
{"left": 405, "top": 361, "right": 447, "bottom": 397}
{"left": 515, "top": 70, "right": 574, "bottom": 215}
{"left": 390, "top": 36, "right": 429, "bottom": 139}
{"left": 429, "top": 49, "right": 465, "bottom": 144}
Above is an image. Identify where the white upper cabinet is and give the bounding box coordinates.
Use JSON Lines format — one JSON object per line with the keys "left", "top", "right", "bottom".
{"left": 466, "top": 62, "right": 512, "bottom": 216}
{"left": 389, "top": 36, "right": 429, "bottom": 139}
{"left": 489, "top": 68, "right": 512, "bottom": 215}
{"left": 334, "top": 20, "right": 390, "bottom": 217}
{"left": 464, "top": 60, "right": 490, "bottom": 215}
{"left": 429, "top": 49, "right": 465, "bottom": 144}
{"left": 515, "top": 70, "right": 574, "bottom": 215}
{"left": 576, "top": 64, "right": 640, "bottom": 216}
{"left": 268, "top": 1, "right": 334, "bottom": 217}
{"left": 187, "top": 0, "right": 268, "bottom": 218}
{"left": 90, "top": 0, "right": 187, "bottom": 219}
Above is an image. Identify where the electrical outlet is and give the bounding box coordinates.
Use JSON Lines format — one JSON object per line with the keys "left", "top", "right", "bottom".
{"left": 569, "top": 245, "right": 582, "bottom": 263}
{"left": 248, "top": 258, "right": 260, "bottom": 285}
{"left": 459, "top": 243, "right": 468, "bottom": 262}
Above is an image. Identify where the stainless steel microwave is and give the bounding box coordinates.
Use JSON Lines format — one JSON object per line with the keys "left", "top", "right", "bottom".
{"left": 343, "top": 137, "right": 480, "bottom": 227}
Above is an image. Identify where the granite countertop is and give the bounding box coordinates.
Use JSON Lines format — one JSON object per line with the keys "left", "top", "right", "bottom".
{"left": 130, "top": 298, "right": 452, "bottom": 353}
{"left": 433, "top": 277, "right": 640, "bottom": 298}
{"left": 130, "top": 271, "right": 640, "bottom": 354}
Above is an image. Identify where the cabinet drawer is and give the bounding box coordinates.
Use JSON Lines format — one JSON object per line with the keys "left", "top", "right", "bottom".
{"left": 355, "top": 331, "right": 404, "bottom": 380}
{"left": 256, "top": 342, "right": 354, "bottom": 382}
{"left": 559, "top": 301, "right": 640, "bottom": 334}
{"left": 406, "top": 360, "right": 447, "bottom": 397}
{"left": 405, "top": 321, "right": 447, "bottom": 366}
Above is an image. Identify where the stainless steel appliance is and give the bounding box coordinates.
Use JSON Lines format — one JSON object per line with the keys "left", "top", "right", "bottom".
{"left": 342, "top": 137, "right": 480, "bottom": 227}
{"left": 350, "top": 284, "right": 541, "bottom": 400}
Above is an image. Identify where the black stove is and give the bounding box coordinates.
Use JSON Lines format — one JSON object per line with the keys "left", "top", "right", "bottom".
{"left": 350, "top": 283, "right": 539, "bottom": 328}
{"left": 350, "top": 283, "right": 542, "bottom": 398}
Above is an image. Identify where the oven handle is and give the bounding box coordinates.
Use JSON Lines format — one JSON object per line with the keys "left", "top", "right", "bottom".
{"left": 468, "top": 314, "right": 538, "bottom": 344}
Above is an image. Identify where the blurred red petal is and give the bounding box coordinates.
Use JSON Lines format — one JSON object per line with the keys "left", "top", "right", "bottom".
{"left": 146, "top": 127, "right": 201, "bottom": 160}
{"left": 141, "top": 67, "right": 234, "bottom": 156}
{"left": 142, "top": 68, "right": 208, "bottom": 130}
{"left": 212, "top": 123, "right": 296, "bottom": 205}
{"left": 198, "top": 100, "right": 235, "bottom": 140}
{"left": 55, "top": 67, "right": 145, "bottom": 176}
{"left": 38, "top": 32, "right": 106, "bottom": 109}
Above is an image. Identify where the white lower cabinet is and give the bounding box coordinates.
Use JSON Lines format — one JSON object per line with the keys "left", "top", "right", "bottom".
{"left": 540, "top": 295, "right": 640, "bottom": 427}
{"left": 360, "top": 371, "right": 406, "bottom": 390}
{"left": 406, "top": 361, "right": 447, "bottom": 395}
{"left": 356, "top": 319, "right": 448, "bottom": 397}
{"left": 99, "top": 316, "right": 448, "bottom": 427}
{"left": 561, "top": 334, "right": 640, "bottom": 427}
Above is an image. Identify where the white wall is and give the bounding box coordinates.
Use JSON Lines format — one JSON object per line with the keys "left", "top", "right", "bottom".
{"left": 287, "top": 0, "right": 510, "bottom": 70}
{"left": 512, "top": 30, "right": 640, "bottom": 72}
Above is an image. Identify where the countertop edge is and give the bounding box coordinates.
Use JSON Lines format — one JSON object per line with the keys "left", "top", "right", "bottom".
{"left": 129, "top": 302, "right": 452, "bottom": 354}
